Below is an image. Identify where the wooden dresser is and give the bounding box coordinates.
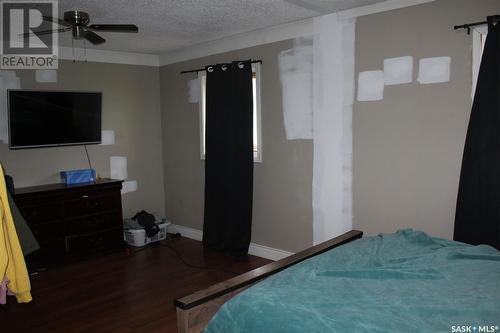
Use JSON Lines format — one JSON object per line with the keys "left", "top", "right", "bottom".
{"left": 13, "top": 179, "right": 125, "bottom": 270}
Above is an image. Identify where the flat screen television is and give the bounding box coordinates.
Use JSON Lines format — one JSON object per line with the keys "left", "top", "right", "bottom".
{"left": 8, "top": 90, "right": 102, "bottom": 149}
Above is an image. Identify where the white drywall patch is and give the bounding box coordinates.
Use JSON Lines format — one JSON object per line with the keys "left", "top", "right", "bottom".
{"left": 0, "top": 71, "right": 20, "bottom": 144}
{"left": 383, "top": 56, "right": 413, "bottom": 85}
{"left": 357, "top": 70, "right": 384, "bottom": 101}
{"left": 110, "top": 156, "right": 128, "bottom": 180}
{"left": 278, "top": 36, "right": 313, "bottom": 140}
{"left": 417, "top": 56, "right": 451, "bottom": 84}
{"left": 187, "top": 78, "right": 200, "bottom": 103}
{"left": 100, "top": 130, "right": 115, "bottom": 145}
{"left": 35, "top": 69, "right": 57, "bottom": 83}
{"left": 312, "top": 13, "right": 355, "bottom": 244}
{"left": 121, "top": 180, "right": 138, "bottom": 194}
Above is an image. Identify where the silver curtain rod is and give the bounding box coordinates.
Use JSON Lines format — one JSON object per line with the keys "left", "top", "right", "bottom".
{"left": 180, "top": 60, "right": 262, "bottom": 75}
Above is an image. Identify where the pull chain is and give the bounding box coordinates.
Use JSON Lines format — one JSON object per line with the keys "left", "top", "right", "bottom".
{"left": 72, "top": 37, "right": 75, "bottom": 63}
{"left": 83, "top": 39, "right": 87, "bottom": 63}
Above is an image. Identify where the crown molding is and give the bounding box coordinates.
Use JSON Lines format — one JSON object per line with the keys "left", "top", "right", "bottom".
{"left": 0, "top": 41, "right": 160, "bottom": 67}
{"left": 58, "top": 46, "right": 160, "bottom": 66}
{"left": 158, "top": 18, "right": 313, "bottom": 67}
{"left": 337, "top": 0, "right": 435, "bottom": 19}
{"left": 159, "top": 0, "right": 435, "bottom": 66}
{"left": 1, "top": 0, "right": 435, "bottom": 68}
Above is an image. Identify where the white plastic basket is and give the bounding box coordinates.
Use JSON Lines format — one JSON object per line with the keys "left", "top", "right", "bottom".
{"left": 124, "top": 222, "right": 171, "bottom": 247}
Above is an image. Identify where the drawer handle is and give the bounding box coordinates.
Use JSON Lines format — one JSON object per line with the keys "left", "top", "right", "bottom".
{"left": 82, "top": 195, "right": 89, "bottom": 199}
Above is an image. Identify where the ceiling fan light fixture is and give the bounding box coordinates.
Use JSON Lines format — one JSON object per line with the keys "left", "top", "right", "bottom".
{"left": 72, "top": 25, "right": 86, "bottom": 39}
{"left": 64, "top": 11, "right": 90, "bottom": 26}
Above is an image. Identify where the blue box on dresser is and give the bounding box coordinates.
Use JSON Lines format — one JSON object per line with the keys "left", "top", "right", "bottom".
{"left": 60, "top": 169, "right": 96, "bottom": 185}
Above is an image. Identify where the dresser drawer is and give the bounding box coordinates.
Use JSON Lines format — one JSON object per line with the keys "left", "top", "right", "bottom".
{"left": 26, "top": 240, "right": 66, "bottom": 263}
{"left": 66, "top": 211, "right": 122, "bottom": 234}
{"left": 25, "top": 240, "right": 67, "bottom": 271}
{"left": 16, "top": 202, "right": 63, "bottom": 225}
{"left": 30, "top": 221, "right": 66, "bottom": 241}
{"left": 14, "top": 179, "right": 124, "bottom": 269}
{"left": 64, "top": 193, "right": 121, "bottom": 218}
{"left": 65, "top": 228, "right": 123, "bottom": 253}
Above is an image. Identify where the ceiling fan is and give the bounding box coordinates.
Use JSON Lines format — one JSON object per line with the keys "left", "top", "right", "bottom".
{"left": 22, "top": 11, "right": 138, "bottom": 45}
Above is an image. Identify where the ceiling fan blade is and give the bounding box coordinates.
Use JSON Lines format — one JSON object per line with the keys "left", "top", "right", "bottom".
{"left": 42, "top": 15, "right": 72, "bottom": 27}
{"left": 87, "top": 24, "right": 138, "bottom": 32}
{"left": 20, "top": 27, "right": 71, "bottom": 38}
{"left": 84, "top": 30, "right": 106, "bottom": 44}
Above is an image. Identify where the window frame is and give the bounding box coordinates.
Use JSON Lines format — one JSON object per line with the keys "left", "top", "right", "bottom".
{"left": 471, "top": 25, "right": 487, "bottom": 100}
{"left": 198, "top": 63, "right": 262, "bottom": 163}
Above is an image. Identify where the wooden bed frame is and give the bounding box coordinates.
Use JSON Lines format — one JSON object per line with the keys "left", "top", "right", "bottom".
{"left": 174, "top": 230, "right": 363, "bottom": 333}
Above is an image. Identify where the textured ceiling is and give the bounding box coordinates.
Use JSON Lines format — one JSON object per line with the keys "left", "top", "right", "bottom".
{"left": 54, "top": 0, "right": 386, "bottom": 54}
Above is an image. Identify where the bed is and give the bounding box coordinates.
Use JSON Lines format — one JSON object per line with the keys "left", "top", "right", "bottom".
{"left": 175, "top": 229, "right": 500, "bottom": 333}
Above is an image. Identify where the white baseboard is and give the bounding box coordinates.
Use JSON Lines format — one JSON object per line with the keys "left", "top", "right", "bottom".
{"left": 248, "top": 243, "right": 294, "bottom": 261}
{"left": 168, "top": 224, "right": 294, "bottom": 261}
{"left": 168, "top": 224, "right": 203, "bottom": 241}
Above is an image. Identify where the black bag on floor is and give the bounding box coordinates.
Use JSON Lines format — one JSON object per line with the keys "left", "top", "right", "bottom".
{"left": 132, "top": 210, "right": 159, "bottom": 238}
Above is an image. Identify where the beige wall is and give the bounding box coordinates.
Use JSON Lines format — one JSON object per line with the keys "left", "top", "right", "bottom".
{"left": 4, "top": 0, "right": 491, "bottom": 253}
{"left": 160, "top": 0, "right": 500, "bottom": 251}
{"left": 160, "top": 41, "right": 314, "bottom": 253}
{"left": 0, "top": 60, "right": 165, "bottom": 218}
{"left": 353, "top": 0, "right": 500, "bottom": 238}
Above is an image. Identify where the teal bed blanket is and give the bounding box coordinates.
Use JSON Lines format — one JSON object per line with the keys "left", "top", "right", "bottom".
{"left": 204, "top": 230, "right": 500, "bottom": 333}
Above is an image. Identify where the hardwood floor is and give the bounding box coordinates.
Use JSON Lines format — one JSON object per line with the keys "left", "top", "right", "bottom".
{"left": 0, "top": 236, "right": 272, "bottom": 333}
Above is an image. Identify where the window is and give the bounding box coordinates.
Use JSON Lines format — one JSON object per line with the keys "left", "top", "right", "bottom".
{"left": 472, "top": 25, "right": 487, "bottom": 99}
{"left": 199, "top": 63, "right": 262, "bottom": 162}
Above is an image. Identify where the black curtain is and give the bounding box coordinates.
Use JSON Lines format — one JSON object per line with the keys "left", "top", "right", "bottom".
{"left": 454, "top": 18, "right": 500, "bottom": 249}
{"left": 202, "top": 60, "right": 254, "bottom": 256}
